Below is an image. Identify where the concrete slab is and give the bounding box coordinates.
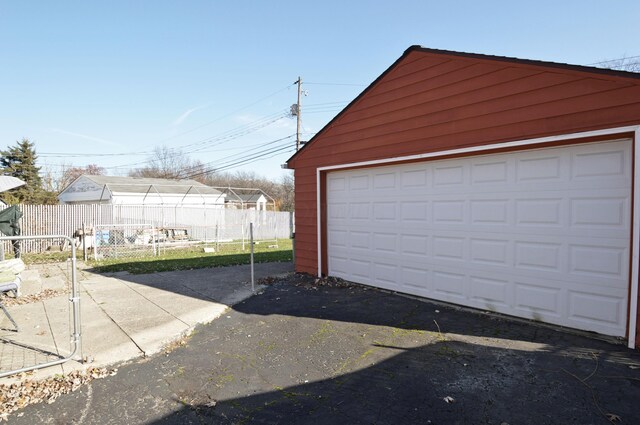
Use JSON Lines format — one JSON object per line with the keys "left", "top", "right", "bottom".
{"left": 121, "top": 262, "right": 291, "bottom": 305}
{"left": 42, "top": 294, "right": 142, "bottom": 366}
{"left": 19, "top": 269, "right": 42, "bottom": 296}
{"left": 0, "top": 302, "right": 58, "bottom": 356}
{"left": 0, "top": 301, "right": 64, "bottom": 382}
{"left": 116, "top": 280, "right": 229, "bottom": 327}
{"left": 40, "top": 276, "right": 68, "bottom": 292}
{"left": 81, "top": 277, "right": 191, "bottom": 355}
{"left": 0, "top": 261, "right": 294, "bottom": 384}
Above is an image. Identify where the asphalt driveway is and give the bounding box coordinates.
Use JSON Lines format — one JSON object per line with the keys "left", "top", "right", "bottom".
{"left": 11, "top": 274, "right": 640, "bottom": 424}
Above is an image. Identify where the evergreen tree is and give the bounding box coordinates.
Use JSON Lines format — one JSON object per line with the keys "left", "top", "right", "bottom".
{"left": 1, "top": 138, "right": 44, "bottom": 203}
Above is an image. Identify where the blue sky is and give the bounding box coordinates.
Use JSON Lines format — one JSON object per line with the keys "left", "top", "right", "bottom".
{"left": 1, "top": 1, "right": 639, "bottom": 181}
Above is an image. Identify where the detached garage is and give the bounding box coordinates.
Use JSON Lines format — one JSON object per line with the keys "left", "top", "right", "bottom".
{"left": 286, "top": 46, "right": 640, "bottom": 349}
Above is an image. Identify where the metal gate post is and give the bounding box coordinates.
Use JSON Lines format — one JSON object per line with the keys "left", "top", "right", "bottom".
{"left": 250, "top": 222, "right": 255, "bottom": 293}
{"left": 0, "top": 235, "right": 82, "bottom": 379}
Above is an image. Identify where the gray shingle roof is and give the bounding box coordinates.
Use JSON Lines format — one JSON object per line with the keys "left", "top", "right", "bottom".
{"left": 227, "top": 193, "right": 266, "bottom": 203}
{"left": 83, "top": 175, "right": 223, "bottom": 195}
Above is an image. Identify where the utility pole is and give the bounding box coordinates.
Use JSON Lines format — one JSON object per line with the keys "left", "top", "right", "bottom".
{"left": 295, "top": 76, "right": 302, "bottom": 151}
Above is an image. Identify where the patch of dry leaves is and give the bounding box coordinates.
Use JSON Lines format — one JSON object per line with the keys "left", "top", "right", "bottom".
{"left": 259, "top": 273, "right": 362, "bottom": 290}
{"left": 310, "top": 276, "right": 359, "bottom": 288}
{"left": 163, "top": 336, "right": 189, "bottom": 355}
{"left": 1, "top": 289, "right": 67, "bottom": 307}
{"left": 0, "top": 367, "right": 117, "bottom": 421}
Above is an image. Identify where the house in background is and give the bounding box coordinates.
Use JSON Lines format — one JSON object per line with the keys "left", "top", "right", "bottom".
{"left": 58, "top": 175, "right": 226, "bottom": 206}
{"left": 225, "top": 193, "right": 269, "bottom": 211}
{"left": 285, "top": 46, "right": 640, "bottom": 349}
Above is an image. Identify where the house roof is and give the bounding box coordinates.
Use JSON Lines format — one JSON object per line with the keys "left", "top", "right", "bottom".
{"left": 226, "top": 193, "right": 266, "bottom": 203}
{"left": 0, "top": 176, "right": 26, "bottom": 193}
{"left": 286, "top": 45, "right": 640, "bottom": 167}
{"left": 77, "top": 175, "right": 224, "bottom": 196}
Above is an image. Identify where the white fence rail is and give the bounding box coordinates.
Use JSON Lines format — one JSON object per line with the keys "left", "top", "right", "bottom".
{"left": 0, "top": 204, "right": 292, "bottom": 254}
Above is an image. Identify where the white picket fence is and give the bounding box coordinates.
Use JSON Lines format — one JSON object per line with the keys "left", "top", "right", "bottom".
{"left": 0, "top": 204, "right": 293, "bottom": 253}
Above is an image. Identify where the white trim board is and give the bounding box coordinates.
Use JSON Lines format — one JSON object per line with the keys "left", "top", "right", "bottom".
{"left": 315, "top": 125, "right": 640, "bottom": 349}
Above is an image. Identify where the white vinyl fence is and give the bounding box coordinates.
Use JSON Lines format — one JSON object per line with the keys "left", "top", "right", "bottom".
{"left": 0, "top": 204, "right": 293, "bottom": 254}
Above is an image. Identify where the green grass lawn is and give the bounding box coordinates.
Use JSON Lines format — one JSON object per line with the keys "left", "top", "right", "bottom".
{"left": 19, "top": 239, "right": 293, "bottom": 275}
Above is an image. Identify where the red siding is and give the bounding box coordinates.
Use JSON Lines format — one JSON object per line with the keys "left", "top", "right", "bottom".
{"left": 288, "top": 48, "right": 640, "bottom": 346}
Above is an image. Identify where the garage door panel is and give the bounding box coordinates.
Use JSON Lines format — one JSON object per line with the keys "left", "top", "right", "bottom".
{"left": 373, "top": 172, "right": 396, "bottom": 189}
{"left": 470, "top": 238, "right": 511, "bottom": 267}
{"left": 469, "top": 276, "right": 512, "bottom": 310}
{"left": 327, "top": 140, "right": 631, "bottom": 337}
{"left": 569, "top": 244, "right": 627, "bottom": 279}
{"left": 514, "top": 282, "right": 562, "bottom": 316}
{"left": 372, "top": 262, "right": 400, "bottom": 288}
{"left": 516, "top": 154, "right": 564, "bottom": 182}
{"left": 348, "top": 175, "right": 369, "bottom": 191}
{"left": 432, "top": 236, "right": 465, "bottom": 261}
{"left": 471, "top": 159, "right": 509, "bottom": 184}
{"left": 400, "top": 267, "right": 430, "bottom": 291}
{"left": 571, "top": 146, "right": 629, "bottom": 180}
{"left": 328, "top": 256, "right": 350, "bottom": 276}
{"left": 434, "top": 163, "right": 466, "bottom": 186}
{"left": 400, "top": 234, "right": 429, "bottom": 257}
{"left": 372, "top": 202, "right": 397, "bottom": 221}
{"left": 514, "top": 241, "right": 562, "bottom": 272}
{"left": 401, "top": 169, "right": 428, "bottom": 187}
{"left": 570, "top": 195, "right": 629, "bottom": 229}
{"left": 400, "top": 201, "right": 429, "bottom": 222}
{"left": 470, "top": 199, "right": 509, "bottom": 225}
{"left": 432, "top": 270, "right": 466, "bottom": 299}
{"left": 568, "top": 291, "right": 624, "bottom": 327}
{"left": 349, "top": 259, "right": 371, "bottom": 281}
{"left": 349, "top": 202, "right": 370, "bottom": 220}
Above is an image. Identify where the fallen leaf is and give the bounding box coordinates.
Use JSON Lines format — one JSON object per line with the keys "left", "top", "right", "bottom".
{"left": 606, "top": 413, "right": 622, "bottom": 423}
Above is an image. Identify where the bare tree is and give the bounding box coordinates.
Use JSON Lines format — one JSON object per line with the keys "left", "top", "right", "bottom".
{"left": 593, "top": 55, "right": 640, "bottom": 73}
{"left": 201, "top": 170, "right": 295, "bottom": 212}
{"left": 42, "top": 162, "right": 72, "bottom": 193}
{"left": 129, "top": 146, "right": 205, "bottom": 182}
{"left": 41, "top": 163, "right": 106, "bottom": 202}
{"left": 276, "top": 172, "right": 294, "bottom": 212}
{"left": 130, "top": 147, "right": 295, "bottom": 210}
{"left": 61, "top": 164, "right": 105, "bottom": 190}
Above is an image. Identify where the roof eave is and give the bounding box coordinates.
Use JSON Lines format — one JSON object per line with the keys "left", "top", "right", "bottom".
{"left": 285, "top": 45, "right": 640, "bottom": 169}
{"left": 285, "top": 46, "right": 418, "bottom": 168}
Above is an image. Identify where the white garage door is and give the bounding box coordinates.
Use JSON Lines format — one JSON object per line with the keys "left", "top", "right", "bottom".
{"left": 327, "top": 140, "right": 632, "bottom": 337}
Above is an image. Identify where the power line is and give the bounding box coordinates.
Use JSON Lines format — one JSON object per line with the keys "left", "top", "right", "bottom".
{"left": 41, "top": 110, "right": 287, "bottom": 159}
{"left": 39, "top": 83, "right": 295, "bottom": 158}
{"left": 184, "top": 145, "right": 293, "bottom": 178}
{"left": 210, "top": 146, "right": 295, "bottom": 175}
{"left": 148, "top": 83, "right": 295, "bottom": 147}
{"left": 178, "top": 113, "right": 288, "bottom": 154}
{"left": 304, "top": 104, "right": 347, "bottom": 111}
{"left": 39, "top": 81, "right": 341, "bottom": 176}
{"left": 305, "top": 81, "right": 367, "bottom": 87}
{"left": 304, "top": 101, "right": 351, "bottom": 107}
{"left": 39, "top": 151, "right": 151, "bottom": 158}
{"left": 198, "top": 145, "right": 295, "bottom": 176}
{"left": 304, "top": 108, "right": 344, "bottom": 115}
{"left": 43, "top": 133, "right": 297, "bottom": 177}
{"left": 176, "top": 134, "right": 295, "bottom": 176}
{"left": 181, "top": 136, "right": 295, "bottom": 178}
{"left": 101, "top": 112, "right": 289, "bottom": 170}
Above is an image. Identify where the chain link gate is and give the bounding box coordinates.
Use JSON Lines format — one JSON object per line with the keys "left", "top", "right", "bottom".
{"left": 0, "top": 235, "right": 81, "bottom": 379}
{"left": 94, "top": 223, "right": 158, "bottom": 260}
